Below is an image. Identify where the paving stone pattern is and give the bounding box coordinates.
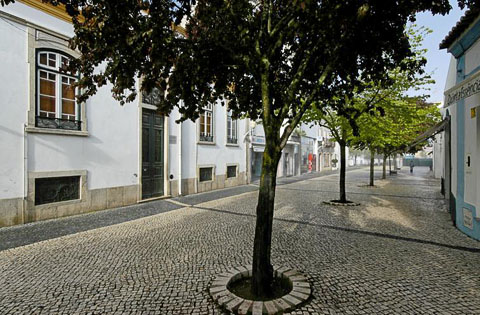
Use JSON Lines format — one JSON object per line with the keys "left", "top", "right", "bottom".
{"left": 1, "top": 167, "right": 480, "bottom": 314}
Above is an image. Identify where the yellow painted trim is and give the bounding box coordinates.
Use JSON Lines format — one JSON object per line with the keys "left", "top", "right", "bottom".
{"left": 18, "top": 0, "right": 83, "bottom": 24}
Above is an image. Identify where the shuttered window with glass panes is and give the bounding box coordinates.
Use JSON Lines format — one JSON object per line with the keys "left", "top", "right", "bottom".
{"left": 37, "top": 50, "right": 80, "bottom": 130}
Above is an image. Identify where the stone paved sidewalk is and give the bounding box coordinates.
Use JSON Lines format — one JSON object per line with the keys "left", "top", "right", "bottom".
{"left": 0, "top": 168, "right": 342, "bottom": 251}
{"left": 0, "top": 167, "right": 479, "bottom": 314}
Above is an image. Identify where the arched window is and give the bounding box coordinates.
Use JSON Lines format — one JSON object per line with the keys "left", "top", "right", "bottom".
{"left": 36, "top": 50, "right": 80, "bottom": 130}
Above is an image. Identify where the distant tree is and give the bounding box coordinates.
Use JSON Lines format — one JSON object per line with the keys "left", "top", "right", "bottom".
{"left": 305, "top": 26, "right": 434, "bottom": 194}
{"left": 303, "top": 100, "right": 354, "bottom": 203}
{"left": 354, "top": 97, "right": 441, "bottom": 185}
{"left": 1, "top": 0, "right": 468, "bottom": 297}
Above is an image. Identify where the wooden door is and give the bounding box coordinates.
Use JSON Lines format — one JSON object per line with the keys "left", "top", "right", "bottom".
{"left": 142, "top": 110, "right": 164, "bottom": 199}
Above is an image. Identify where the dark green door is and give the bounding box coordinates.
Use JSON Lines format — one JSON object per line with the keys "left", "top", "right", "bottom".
{"left": 142, "top": 110, "right": 164, "bottom": 199}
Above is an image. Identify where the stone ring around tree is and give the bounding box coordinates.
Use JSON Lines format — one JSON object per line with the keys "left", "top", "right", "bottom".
{"left": 209, "top": 265, "right": 311, "bottom": 314}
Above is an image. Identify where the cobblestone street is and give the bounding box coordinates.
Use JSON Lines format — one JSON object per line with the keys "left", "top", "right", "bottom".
{"left": 1, "top": 167, "right": 479, "bottom": 314}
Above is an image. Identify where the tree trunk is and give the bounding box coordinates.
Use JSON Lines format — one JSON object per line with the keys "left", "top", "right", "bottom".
{"left": 382, "top": 153, "right": 387, "bottom": 179}
{"left": 252, "top": 144, "right": 280, "bottom": 297}
{"left": 388, "top": 155, "right": 392, "bottom": 174}
{"left": 369, "top": 148, "right": 375, "bottom": 186}
{"left": 339, "top": 142, "right": 347, "bottom": 202}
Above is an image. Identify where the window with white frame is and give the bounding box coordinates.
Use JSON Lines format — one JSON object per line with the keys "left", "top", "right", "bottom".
{"left": 36, "top": 50, "right": 80, "bottom": 130}
{"left": 226, "top": 110, "right": 238, "bottom": 144}
{"left": 199, "top": 104, "right": 214, "bottom": 142}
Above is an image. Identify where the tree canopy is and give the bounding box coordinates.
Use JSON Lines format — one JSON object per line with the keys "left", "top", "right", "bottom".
{"left": 1, "top": 0, "right": 474, "bottom": 298}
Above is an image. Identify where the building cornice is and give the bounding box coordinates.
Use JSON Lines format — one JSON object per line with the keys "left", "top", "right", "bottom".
{"left": 18, "top": 0, "right": 79, "bottom": 24}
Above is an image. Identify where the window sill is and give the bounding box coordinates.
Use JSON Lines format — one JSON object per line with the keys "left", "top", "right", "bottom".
{"left": 197, "top": 141, "right": 216, "bottom": 145}
{"left": 26, "top": 126, "right": 89, "bottom": 137}
{"left": 226, "top": 143, "right": 240, "bottom": 147}
{"left": 35, "top": 198, "right": 83, "bottom": 209}
{"left": 138, "top": 195, "right": 171, "bottom": 203}
{"left": 226, "top": 176, "right": 238, "bottom": 180}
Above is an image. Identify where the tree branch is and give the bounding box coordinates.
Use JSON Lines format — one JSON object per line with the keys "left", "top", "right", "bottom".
{"left": 279, "top": 64, "right": 333, "bottom": 148}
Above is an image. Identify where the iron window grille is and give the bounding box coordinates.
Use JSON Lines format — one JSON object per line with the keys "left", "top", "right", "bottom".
{"left": 35, "top": 176, "right": 80, "bottom": 205}
{"left": 142, "top": 86, "right": 164, "bottom": 106}
{"left": 200, "top": 133, "right": 214, "bottom": 142}
{"left": 36, "top": 116, "right": 81, "bottom": 131}
{"left": 227, "top": 165, "right": 237, "bottom": 178}
{"left": 199, "top": 167, "right": 213, "bottom": 182}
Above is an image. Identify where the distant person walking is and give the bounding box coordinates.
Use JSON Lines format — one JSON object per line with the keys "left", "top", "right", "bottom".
{"left": 410, "top": 160, "right": 414, "bottom": 173}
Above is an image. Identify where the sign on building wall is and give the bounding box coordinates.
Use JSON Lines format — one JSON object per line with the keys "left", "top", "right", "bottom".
{"left": 445, "top": 71, "right": 480, "bottom": 106}
{"left": 251, "top": 136, "right": 265, "bottom": 145}
{"left": 463, "top": 208, "right": 474, "bottom": 230}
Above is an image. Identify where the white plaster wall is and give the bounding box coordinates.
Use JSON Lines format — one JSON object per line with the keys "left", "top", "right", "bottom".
{"left": 1, "top": 2, "right": 74, "bottom": 37}
{"left": 433, "top": 133, "right": 444, "bottom": 179}
{"left": 28, "top": 84, "right": 140, "bottom": 190}
{"left": 181, "top": 117, "right": 198, "bottom": 180}
{"left": 167, "top": 108, "right": 197, "bottom": 181}
{"left": 0, "top": 18, "right": 28, "bottom": 199}
{"left": 465, "top": 40, "right": 480, "bottom": 75}
{"left": 1, "top": 5, "right": 140, "bottom": 191}
{"left": 449, "top": 104, "right": 458, "bottom": 200}
{"left": 463, "top": 95, "right": 479, "bottom": 206}
{"left": 477, "top": 109, "right": 480, "bottom": 216}
{"left": 196, "top": 103, "right": 247, "bottom": 176}
{"left": 445, "top": 56, "right": 457, "bottom": 91}
{"left": 167, "top": 109, "right": 180, "bottom": 181}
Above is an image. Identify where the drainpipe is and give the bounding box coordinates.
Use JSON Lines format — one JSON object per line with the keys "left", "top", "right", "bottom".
{"left": 23, "top": 123, "right": 28, "bottom": 224}
{"left": 178, "top": 111, "right": 182, "bottom": 196}
{"left": 194, "top": 124, "right": 198, "bottom": 194}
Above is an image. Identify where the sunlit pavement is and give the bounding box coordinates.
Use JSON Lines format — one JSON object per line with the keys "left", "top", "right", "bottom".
{"left": 0, "top": 167, "right": 479, "bottom": 314}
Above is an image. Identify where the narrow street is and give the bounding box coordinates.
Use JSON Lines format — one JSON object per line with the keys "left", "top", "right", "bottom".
{"left": 0, "top": 167, "right": 479, "bottom": 314}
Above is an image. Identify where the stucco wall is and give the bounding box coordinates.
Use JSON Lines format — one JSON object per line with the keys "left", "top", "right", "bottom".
{"left": 433, "top": 133, "right": 444, "bottom": 179}
{"left": 196, "top": 102, "right": 247, "bottom": 176}
{"left": 1, "top": 4, "right": 140, "bottom": 193}
{"left": 445, "top": 56, "right": 457, "bottom": 92}
{"left": 465, "top": 39, "right": 480, "bottom": 75}
{"left": 27, "top": 88, "right": 140, "bottom": 190}
{"left": 463, "top": 94, "right": 479, "bottom": 207}
{"left": 449, "top": 104, "right": 458, "bottom": 201}
{"left": 0, "top": 17, "right": 28, "bottom": 199}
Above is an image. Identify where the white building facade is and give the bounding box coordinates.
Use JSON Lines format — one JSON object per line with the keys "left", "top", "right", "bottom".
{"left": 248, "top": 123, "right": 345, "bottom": 182}
{"left": 440, "top": 8, "right": 480, "bottom": 241}
{"left": 0, "top": 1, "right": 247, "bottom": 227}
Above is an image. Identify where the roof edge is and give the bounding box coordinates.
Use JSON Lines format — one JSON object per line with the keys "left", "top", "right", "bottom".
{"left": 440, "top": 6, "right": 480, "bottom": 50}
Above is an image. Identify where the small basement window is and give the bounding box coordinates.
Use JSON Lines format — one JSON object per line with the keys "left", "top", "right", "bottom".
{"left": 199, "top": 167, "right": 213, "bottom": 182}
{"left": 227, "top": 165, "right": 237, "bottom": 178}
{"left": 35, "top": 176, "right": 80, "bottom": 205}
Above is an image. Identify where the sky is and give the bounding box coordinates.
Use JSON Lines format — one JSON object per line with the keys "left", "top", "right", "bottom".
{"left": 412, "top": 2, "right": 466, "bottom": 104}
